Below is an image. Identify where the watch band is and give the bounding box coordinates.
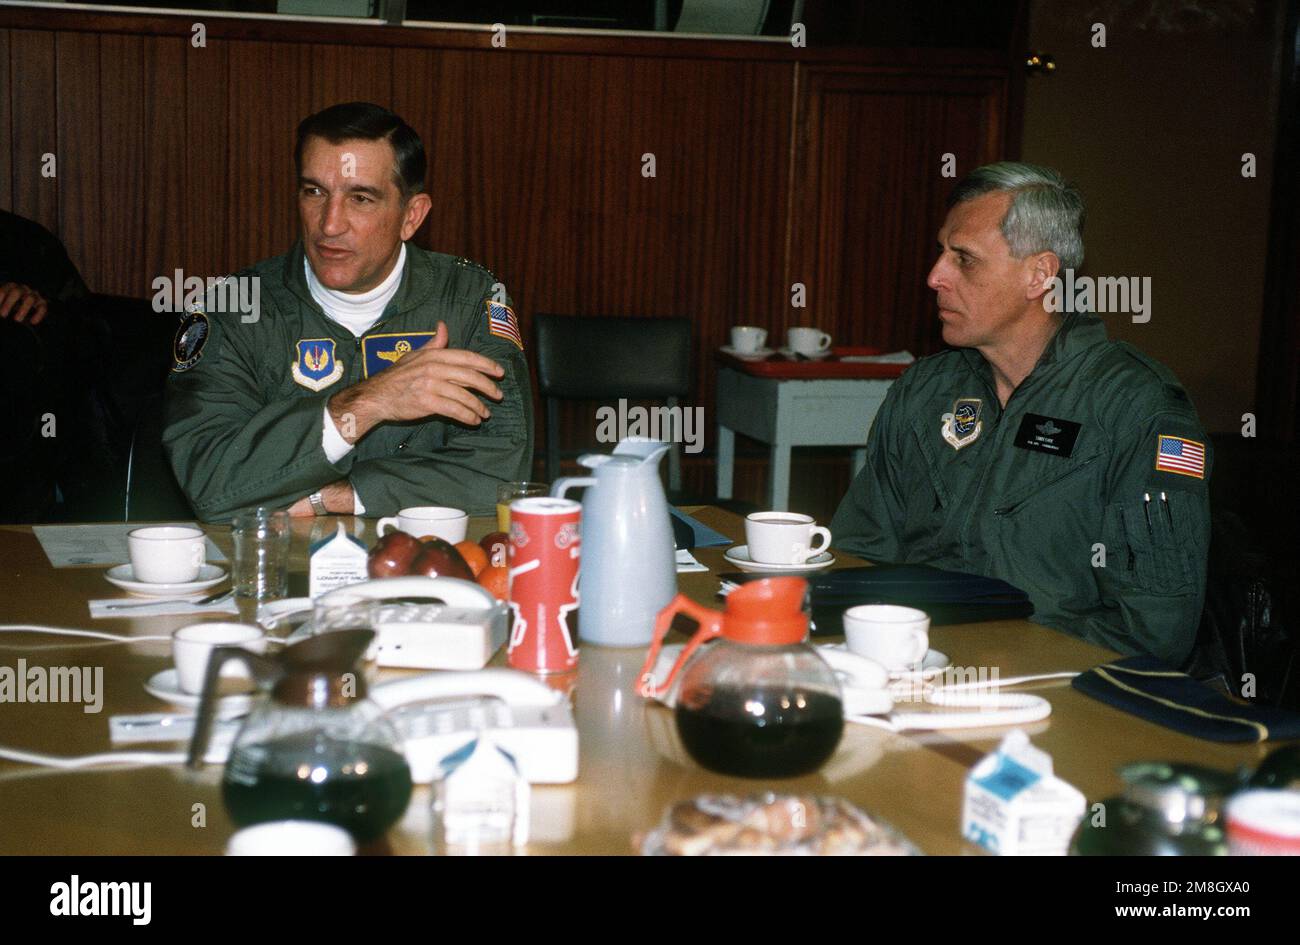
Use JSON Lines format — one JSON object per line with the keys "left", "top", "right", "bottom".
{"left": 308, "top": 491, "right": 328, "bottom": 516}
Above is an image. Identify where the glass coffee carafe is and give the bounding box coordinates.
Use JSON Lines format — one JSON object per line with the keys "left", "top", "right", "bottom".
{"left": 639, "top": 577, "right": 844, "bottom": 778}
{"left": 187, "top": 629, "right": 412, "bottom": 844}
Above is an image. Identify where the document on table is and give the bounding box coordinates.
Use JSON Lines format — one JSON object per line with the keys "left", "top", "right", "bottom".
{"left": 33, "top": 524, "right": 227, "bottom": 568}
{"left": 838, "top": 350, "right": 916, "bottom": 364}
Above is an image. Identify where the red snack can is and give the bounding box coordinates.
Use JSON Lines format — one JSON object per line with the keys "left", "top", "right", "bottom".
{"left": 507, "top": 496, "right": 581, "bottom": 674}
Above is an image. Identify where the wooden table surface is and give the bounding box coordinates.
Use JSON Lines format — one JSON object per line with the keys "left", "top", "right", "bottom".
{"left": 0, "top": 509, "right": 1272, "bottom": 855}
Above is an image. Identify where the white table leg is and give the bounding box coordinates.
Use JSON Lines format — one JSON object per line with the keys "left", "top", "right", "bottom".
{"left": 769, "top": 442, "right": 791, "bottom": 511}
{"left": 716, "top": 425, "right": 735, "bottom": 500}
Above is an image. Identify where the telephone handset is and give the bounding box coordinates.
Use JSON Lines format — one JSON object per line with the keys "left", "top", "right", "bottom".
{"left": 316, "top": 576, "right": 508, "bottom": 671}
{"left": 369, "top": 669, "right": 578, "bottom": 784}
{"left": 111, "top": 668, "right": 579, "bottom": 785}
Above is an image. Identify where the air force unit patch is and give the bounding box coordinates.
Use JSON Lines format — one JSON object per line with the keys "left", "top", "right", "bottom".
{"left": 362, "top": 332, "right": 436, "bottom": 378}
{"left": 291, "top": 338, "right": 343, "bottom": 391}
{"left": 941, "top": 397, "right": 983, "bottom": 451}
{"left": 171, "top": 311, "right": 209, "bottom": 373}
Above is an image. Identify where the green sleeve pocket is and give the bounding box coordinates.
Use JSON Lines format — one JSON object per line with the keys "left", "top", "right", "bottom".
{"left": 1104, "top": 496, "right": 1196, "bottom": 595}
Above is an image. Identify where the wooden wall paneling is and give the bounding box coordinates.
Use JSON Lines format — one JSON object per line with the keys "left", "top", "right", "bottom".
{"left": 184, "top": 31, "right": 228, "bottom": 281}
{"left": 54, "top": 32, "right": 100, "bottom": 290}
{"left": 0, "top": 31, "right": 11, "bottom": 213}
{"left": 141, "top": 37, "right": 187, "bottom": 301}
{"left": 225, "top": 40, "right": 309, "bottom": 272}
{"left": 9, "top": 30, "right": 58, "bottom": 232}
{"left": 306, "top": 43, "right": 393, "bottom": 114}
{"left": 99, "top": 34, "right": 146, "bottom": 297}
{"left": 790, "top": 68, "right": 1008, "bottom": 360}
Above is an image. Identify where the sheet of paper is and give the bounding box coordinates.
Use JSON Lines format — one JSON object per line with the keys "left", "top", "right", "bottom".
{"left": 676, "top": 549, "right": 708, "bottom": 573}
{"left": 33, "top": 524, "right": 227, "bottom": 568}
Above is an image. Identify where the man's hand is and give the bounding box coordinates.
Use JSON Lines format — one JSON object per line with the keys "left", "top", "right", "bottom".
{"left": 288, "top": 479, "right": 355, "bottom": 517}
{"left": 327, "top": 321, "right": 505, "bottom": 444}
{"left": 0, "top": 283, "right": 49, "bottom": 325}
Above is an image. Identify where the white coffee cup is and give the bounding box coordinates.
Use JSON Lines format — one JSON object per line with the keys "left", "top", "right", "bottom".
{"left": 128, "top": 525, "right": 206, "bottom": 584}
{"left": 842, "top": 604, "right": 930, "bottom": 671}
{"left": 730, "top": 325, "right": 767, "bottom": 353}
{"left": 226, "top": 821, "right": 356, "bottom": 856}
{"left": 172, "top": 622, "right": 267, "bottom": 695}
{"left": 787, "top": 327, "right": 832, "bottom": 355}
{"left": 377, "top": 506, "right": 469, "bottom": 543}
{"left": 744, "top": 512, "right": 832, "bottom": 565}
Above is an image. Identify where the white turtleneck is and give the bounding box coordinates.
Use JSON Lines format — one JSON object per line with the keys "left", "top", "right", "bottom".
{"left": 310, "top": 244, "right": 408, "bottom": 513}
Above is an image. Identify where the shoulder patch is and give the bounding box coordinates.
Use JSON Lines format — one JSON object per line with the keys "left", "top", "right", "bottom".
{"left": 486, "top": 301, "right": 523, "bottom": 350}
{"left": 1155, "top": 434, "right": 1205, "bottom": 479}
{"left": 172, "top": 311, "right": 209, "bottom": 372}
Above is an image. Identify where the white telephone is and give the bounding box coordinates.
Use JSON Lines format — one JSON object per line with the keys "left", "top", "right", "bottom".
{"left": 314, "top": 576, "right": 508, "bottom": 671}
{"left": 110, "top": 667, "right": 578, "bottom": 785}
{"left": 369, "top": 669, "right": 577, "bottom": 784}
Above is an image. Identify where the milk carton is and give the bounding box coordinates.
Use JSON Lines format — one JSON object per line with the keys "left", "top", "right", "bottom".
{"left": 962, "top": 730, "right": 1085, "bottom": 855}
{"left": 308, "top": 522, "right": 368, "bottom": 598}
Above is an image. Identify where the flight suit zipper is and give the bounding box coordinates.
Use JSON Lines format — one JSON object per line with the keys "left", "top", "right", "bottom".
{"left": 992, "top": 455, "right": 1099, "bottom": 516}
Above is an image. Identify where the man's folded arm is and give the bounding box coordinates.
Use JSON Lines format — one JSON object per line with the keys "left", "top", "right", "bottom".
{"left": 830, "top": 383, "right": 907, "bottom": 563}
{"left": 163, "top": 320, "right": 354, "bottom": 522}
{"left": 349, "top": 340, "right": 533, "bottom": 517}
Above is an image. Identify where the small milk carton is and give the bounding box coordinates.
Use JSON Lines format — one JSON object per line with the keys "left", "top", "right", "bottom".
{"left": 962, "top": 729, "right": 1085, "bottom": 856}
{"left": 432, "top": 734, "right": 530, "bottom": 853}
{"left": 308, "top": 522, "right": 369, "bottom": 598}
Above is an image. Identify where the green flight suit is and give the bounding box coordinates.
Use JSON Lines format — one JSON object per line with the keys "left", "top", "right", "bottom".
{"left": 163, "top": 242, "right": 534, "bottom": 523}
{"left": 830, "top": 312, "right": 1211, "bottom": 666}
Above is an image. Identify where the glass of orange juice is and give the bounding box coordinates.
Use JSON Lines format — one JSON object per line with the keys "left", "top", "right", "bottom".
{"left": 496, "top": 481, "right": 548, "bottom": 532}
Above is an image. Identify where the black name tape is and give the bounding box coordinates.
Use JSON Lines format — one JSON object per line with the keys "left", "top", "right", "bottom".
{"left": 1013, "top": 413, "right": 1081, "bottom": 458}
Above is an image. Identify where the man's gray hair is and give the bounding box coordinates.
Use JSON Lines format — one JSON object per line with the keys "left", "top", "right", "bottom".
{"left": 947, "top": 162, "right": 1085, "bottom": 272}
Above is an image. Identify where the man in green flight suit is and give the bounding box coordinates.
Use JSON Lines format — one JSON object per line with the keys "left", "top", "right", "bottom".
{"left": 831, "top": 162, "right": 1210, "bottom": 666}
{"left": 164, "top": 103, "right": 533, "bottom": 523}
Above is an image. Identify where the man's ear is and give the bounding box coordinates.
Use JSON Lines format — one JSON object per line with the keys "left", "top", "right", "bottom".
{"left": 1025, "top": 251, "right": 1061, "bottom": 301}
{"left": 400, "top": 193, "right": 433, "bottom": 242}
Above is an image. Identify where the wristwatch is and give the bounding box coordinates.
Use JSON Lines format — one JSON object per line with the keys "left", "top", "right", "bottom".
{"left": 308, "top": 491, "right": 328, "bottom": 516}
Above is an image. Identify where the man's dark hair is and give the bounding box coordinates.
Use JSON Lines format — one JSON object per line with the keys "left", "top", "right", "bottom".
{"left": 294, "top": 102, "right": 426, "bottom": 199}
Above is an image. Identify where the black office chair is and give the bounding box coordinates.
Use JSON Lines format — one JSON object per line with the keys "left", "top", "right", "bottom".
{"left": 534, "top": 314, "right": 692, "bottom": 492}
{"left": 1184, "top": 510, "right": 1297, "bottom": 709}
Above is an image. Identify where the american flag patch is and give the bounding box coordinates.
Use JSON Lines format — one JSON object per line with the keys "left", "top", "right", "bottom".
{"left": 1155, "top": 435, "right": 1205, "bottom": 479}
{"left": 486, "top": 301, "right": 523, "bottom": 350}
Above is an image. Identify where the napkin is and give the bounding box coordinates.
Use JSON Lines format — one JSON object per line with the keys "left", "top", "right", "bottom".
{"left": 676, "top": 549, "right": 708, "bottom": 573}
{"left": 89, "top": 597, "right": 241, "bottom": 619}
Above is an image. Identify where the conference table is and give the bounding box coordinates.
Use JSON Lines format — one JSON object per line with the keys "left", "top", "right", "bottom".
{"left": 0, "top": 508, "right": 1272, "bottom": 855}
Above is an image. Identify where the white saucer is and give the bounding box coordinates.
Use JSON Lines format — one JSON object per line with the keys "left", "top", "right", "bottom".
{"left": 105, "top": 563, "right": 228, "bottom": 596}
{"left": 778, "top": 347, "right": 833, "bottom": 361}
{"left": 721, "top": 345, "right": 775, "bottom": 362}
{"left": 821, "top": 642, "right": 951, "bottom": 680}
{"left": 144, "top": 668, "right": 255, "bottom": 713}
{"left": 723, "top": 545, "right": 835, "bottom": 573}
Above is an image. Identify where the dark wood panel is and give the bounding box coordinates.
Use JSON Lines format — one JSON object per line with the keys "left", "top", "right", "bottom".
{"left": 56, "top": 32, "right": 101, "bottom": 290}
{"left": 790, "top": 67, "right": 1008, "bottom": 358}
{"left": 99, "top": 34, "right": 146, "bottom": 296}
{"left": 184, "top": 35, "right": 229, "bottom": 280}
{"left": 0, "top": 31, "right": 11, "bottom": 213}
{"left": 9, "top": 30, "right": 57, "bottom": 232}
{"left": 225, "top": 40, "right": 310, "bottom": 272}
{"left": 307, "top": 44, "right": 394, "bottom": 113}
{"left": 141, "top": 38, "right": 187, "bottom": 298}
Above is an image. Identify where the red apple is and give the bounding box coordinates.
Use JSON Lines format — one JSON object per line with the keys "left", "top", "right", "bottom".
{"left": 368, "top": 531, "right": 423, "bottom": 578}
{"left": 410, "top": 538, "right": 475, "bottom": 582}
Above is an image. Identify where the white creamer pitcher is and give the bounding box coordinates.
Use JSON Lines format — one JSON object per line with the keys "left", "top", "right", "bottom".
{"left": 552, "top": 438, "right": 677, "bottom": 646}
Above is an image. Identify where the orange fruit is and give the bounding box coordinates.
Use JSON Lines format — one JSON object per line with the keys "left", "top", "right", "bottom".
{"left": 478, "top": 565, "right": 509, "bottom": 601}
{"left": 455, "top": 541, "right": 489, "bottom": 578}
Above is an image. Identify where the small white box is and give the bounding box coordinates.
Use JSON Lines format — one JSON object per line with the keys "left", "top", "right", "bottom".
{"left": 308, "top": 523, "right": 369, "bottom": 598}
{"left": 962, "top": 730, "right": 1085, "bottom": 856}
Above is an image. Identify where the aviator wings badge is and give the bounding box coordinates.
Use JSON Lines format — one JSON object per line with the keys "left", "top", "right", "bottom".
{"left": 940, "top": 397, "right": 983, "bottom": 451}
